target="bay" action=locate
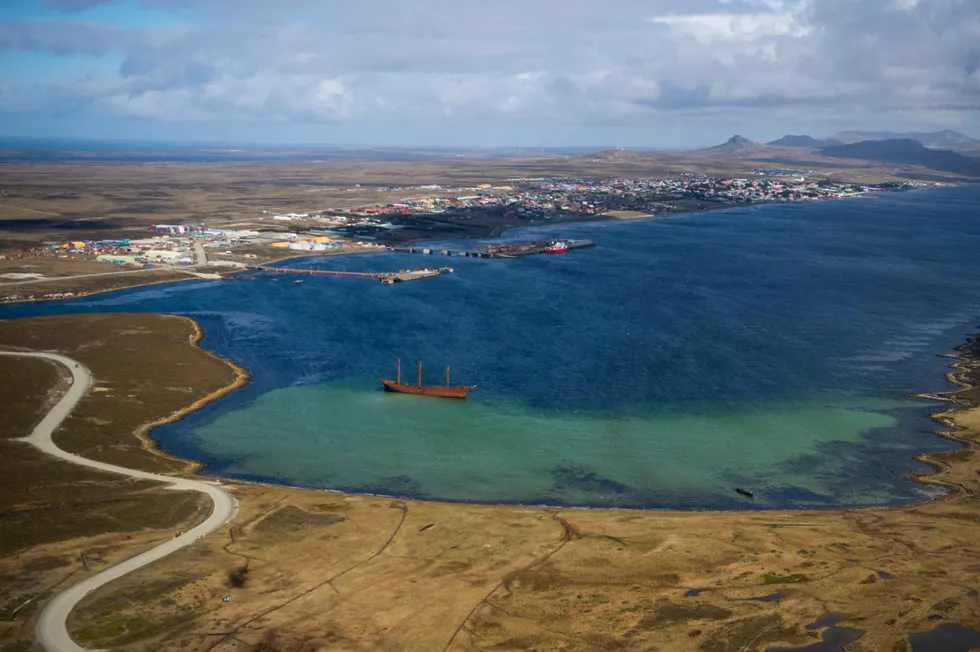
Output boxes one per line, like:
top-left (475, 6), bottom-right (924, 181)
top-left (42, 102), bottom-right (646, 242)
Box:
top-left (3, 184), bottom-right (978, 509)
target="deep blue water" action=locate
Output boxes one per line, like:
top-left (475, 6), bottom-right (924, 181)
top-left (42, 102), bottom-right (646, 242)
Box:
top-left (2, 185), bottom-right (978, 509)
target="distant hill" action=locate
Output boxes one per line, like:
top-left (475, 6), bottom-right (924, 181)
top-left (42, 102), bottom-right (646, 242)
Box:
top-left (711, 135), bottom-right (755, 151)
top-left (702, 135), bottom-right (774, 157)
top-left (767, 135), bottom-right (843, 148)
top-left (820, 139), bottom-right (980, 177)
top-left (831, 130), bottom-right (980, 149)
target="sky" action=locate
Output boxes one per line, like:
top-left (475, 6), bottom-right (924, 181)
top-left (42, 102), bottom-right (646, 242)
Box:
top-left (0, 0), bottom-right (977, 148)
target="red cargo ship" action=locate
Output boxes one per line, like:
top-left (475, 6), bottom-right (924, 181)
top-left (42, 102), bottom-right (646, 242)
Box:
top-left (544, 240), bottom-right (569, 254)
top-left (382, 359), bottom-right (475, 399)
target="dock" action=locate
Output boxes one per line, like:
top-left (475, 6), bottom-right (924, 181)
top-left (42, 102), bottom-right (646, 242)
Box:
top-left (247, 266), bottom-right (454, 284)
top-left (390, 246), bottom-right (493, 258)
top-left (390, 239), bottom-right (594, 259)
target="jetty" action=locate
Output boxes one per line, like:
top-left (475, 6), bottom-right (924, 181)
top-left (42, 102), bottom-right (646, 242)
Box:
top-left (246, 266), bottom-right (453, 284)
top-left (390, 238), bottom-right (595, 259)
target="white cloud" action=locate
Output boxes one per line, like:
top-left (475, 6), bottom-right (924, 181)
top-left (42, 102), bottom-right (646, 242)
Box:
top-left (647, 9), bottom-right (810, 42)
top-left (3, 0), bottom-right (979, 141)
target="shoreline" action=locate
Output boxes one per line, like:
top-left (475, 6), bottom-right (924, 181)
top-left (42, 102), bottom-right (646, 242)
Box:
top-left (133, 313), bottom-right (980, 516)
top-left (910, 335), bottom-right (980, 501)
top-left (0, 184), bottom-right (947, 309)
top-left (0, 271), bottom-right (199, 307)
top-left (131, 315), bottom-right (252, 475)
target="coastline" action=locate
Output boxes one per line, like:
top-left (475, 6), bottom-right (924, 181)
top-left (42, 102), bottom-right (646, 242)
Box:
top-left (0, 185), bottom-right (942, 309)
top-left (911, 334), bottom-right (980, 500)
top-left (135, 313), bottom-right (980, 515)
top-left (131, 315), bottom-right (252, 475)
top-left (0, 272), bottom-right (199, 307)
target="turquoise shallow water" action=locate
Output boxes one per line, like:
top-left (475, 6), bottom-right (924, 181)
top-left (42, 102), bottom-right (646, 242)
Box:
top-left (2, 185), bottom-right (979, 509)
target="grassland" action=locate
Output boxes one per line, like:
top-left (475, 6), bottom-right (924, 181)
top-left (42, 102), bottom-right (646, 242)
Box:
top-left (1, 312), bottom-right (980, 651)
top-left (0, 149), bottom-right (940, 252)
top-left (0, 314), bottom-right (248, 649)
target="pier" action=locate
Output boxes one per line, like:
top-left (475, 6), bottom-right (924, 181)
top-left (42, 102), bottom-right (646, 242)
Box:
top-left (248, 266), bottom-right (453, 284)
top-left (390, 239), bottom-right (595, 258)
top-left (390, 246), bottom-right (492, 258)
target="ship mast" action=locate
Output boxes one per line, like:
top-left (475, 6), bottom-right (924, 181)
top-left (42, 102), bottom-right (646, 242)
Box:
top-left (418, 361), bottom-right (423, 387)
top-left (397, 358), bottom-right (401, 384)
top-left (446, 365), bottom-right (450, 388)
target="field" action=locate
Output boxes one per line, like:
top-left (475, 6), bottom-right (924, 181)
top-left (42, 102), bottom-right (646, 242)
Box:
top-left (0, 149), bottom-right (941, 251)
top-left (1, 313), bottom-right (980, 651)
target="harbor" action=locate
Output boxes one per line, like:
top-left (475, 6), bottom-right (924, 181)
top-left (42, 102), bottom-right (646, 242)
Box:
top-left (236, 237), bottom-right (595, 286)
top-left (390, 238), bottom-right (594, 258)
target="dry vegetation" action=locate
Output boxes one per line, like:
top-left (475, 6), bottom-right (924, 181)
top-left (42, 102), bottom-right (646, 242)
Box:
top-left (1, 313), bottom-right (980, 650)
top-left (0, 314), bottom-right (246, 650)
top-left (0, 151), bottom-right (930, 251)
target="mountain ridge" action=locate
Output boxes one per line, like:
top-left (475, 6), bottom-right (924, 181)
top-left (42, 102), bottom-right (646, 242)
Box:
top-left (768, 135), bottom-right (843, 148)
top-left (831, 130), bottom-right (980, 148)
top-left (820, 139), bottom-right (980, 176)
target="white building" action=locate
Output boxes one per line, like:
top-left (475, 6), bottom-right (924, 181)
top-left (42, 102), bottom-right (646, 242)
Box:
top-left (142, 250), bottom-right (187, 263)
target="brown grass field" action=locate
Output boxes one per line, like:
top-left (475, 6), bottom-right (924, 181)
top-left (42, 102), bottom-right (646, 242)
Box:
top-left (1, 313), bottom-right (979, 651)
top-left (0, 150), bottom-right (949, 252)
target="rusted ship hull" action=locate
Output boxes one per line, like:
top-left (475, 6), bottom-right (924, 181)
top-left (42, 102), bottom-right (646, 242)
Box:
top-left (381, 380), bottom-right (472, 399)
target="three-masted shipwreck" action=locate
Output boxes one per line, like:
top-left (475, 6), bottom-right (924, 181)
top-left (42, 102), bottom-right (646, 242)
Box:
top-left (382, 359), bottom-right (475, 399)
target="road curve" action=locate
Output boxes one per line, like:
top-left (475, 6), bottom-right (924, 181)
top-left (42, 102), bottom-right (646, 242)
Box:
top-left (0, 351), bottom-right (237, 652)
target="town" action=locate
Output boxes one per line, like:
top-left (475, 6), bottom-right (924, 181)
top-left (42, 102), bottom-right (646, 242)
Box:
top-left (263, 174), bottom-right (923, 239)
top-left (0, 174), bottom-right (923, 276)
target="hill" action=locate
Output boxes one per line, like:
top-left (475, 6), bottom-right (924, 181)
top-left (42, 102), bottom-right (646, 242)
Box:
top-left (768, 135), bottom-right (843, 148)
top-left (820, 139), bottom-right (980, 177)
top-left (711, 135), bottom-right (757, 152)
top-left (832, 130), bottom-right (980, 149)
top-left (690, 135), bottom-right (779, 158)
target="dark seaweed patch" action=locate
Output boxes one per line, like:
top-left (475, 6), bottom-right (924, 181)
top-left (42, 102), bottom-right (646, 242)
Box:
top-left (551, 463), bottom-right (629, 494)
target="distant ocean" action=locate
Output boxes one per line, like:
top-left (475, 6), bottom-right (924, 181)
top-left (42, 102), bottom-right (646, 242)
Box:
top-left (0, 138), bottom-right (603, 163)
top-left (3, 185), bottom-right (979, 510)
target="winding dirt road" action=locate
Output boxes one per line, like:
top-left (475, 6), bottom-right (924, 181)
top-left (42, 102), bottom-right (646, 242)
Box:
top-left (0, 350), bottom-right (237, 652)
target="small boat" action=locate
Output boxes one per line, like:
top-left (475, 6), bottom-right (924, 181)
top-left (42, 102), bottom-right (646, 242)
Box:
top-left (382, 359), bottom-right (475, 399)
top-left (735, 487), bottom-right (754, 498)
top-left (294, 279), bottom-right (303, 284)
top-left (544, 240), bottom-right (569, 254)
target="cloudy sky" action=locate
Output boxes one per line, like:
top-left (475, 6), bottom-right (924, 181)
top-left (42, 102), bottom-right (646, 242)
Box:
top-left (0, 0), bottom-right (977, 147)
